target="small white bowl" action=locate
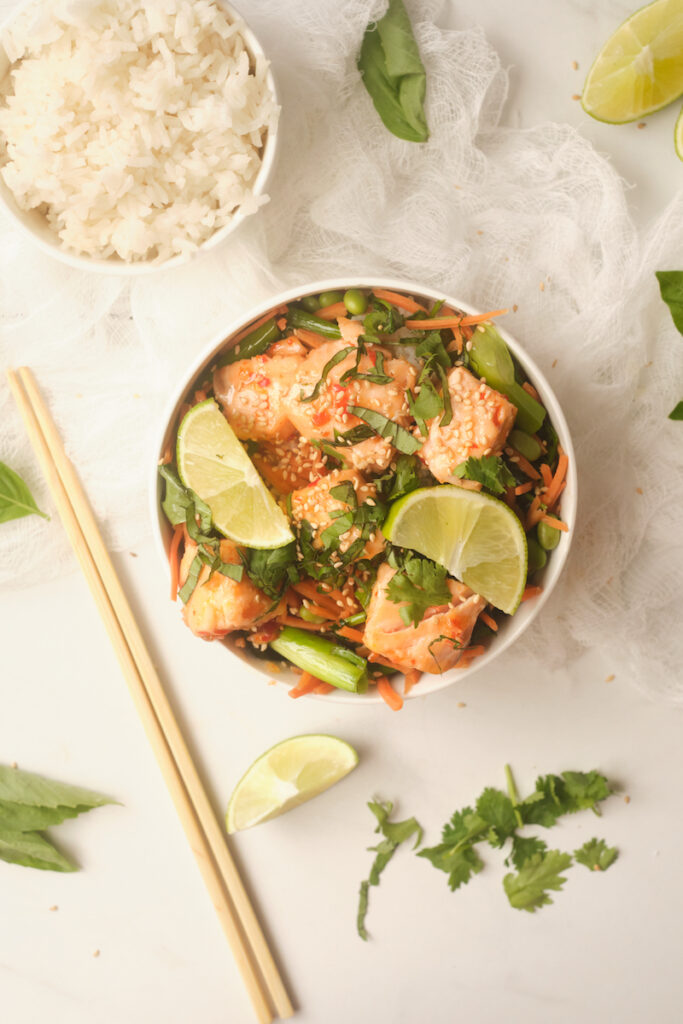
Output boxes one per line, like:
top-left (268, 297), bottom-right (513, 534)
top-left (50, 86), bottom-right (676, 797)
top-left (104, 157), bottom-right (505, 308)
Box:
top-left (150, 277), bottom-right (577, 703)
top-left (0, 0), bottom-right (278, 275)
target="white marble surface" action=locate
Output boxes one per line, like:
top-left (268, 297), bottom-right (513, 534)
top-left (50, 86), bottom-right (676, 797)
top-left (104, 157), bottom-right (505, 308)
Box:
top-left (1, 2), bottom-right (683, 1023)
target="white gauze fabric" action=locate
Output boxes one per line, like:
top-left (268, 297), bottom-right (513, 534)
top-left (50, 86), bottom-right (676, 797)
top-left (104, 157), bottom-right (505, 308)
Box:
top-left (1, 0), bottom-right (682, 703)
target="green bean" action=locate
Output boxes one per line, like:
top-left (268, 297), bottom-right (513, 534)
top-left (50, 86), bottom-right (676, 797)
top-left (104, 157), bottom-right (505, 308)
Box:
top-left (526, 537), bottom-right (547, 573)
top-left (343, 289), bottom-right (368, 316)
top-left (287, 307), bottom-right (342, 339)
top-left (537, 519), bottom-right (560, 551)
top-left (318, 290), bottom-right (344, 308)
top-left (509, 429), bottom-right (543, 462)
top-left (270, 627), bottom-right (368, 692)
top-left (301, 295), bottom-right (321, 312)
top-left (219, 317), bottom-right (280, 365)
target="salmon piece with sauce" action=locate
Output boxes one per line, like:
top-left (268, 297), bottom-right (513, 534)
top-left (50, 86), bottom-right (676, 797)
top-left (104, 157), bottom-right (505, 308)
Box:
top-left (285, 340), bottom-right (417, 473)
top-left (363, 564), bottom-right (486, 673)
top-left (180, 539), bottom-right (280, 640)
top-left (251, 436), bottom-right (329, 495)
top-left (289, 468), bottom-right (384, 557)
top-left (421, 366), bottom-right (516, 484)
top-left (212, 337), bottom-right (306, 442)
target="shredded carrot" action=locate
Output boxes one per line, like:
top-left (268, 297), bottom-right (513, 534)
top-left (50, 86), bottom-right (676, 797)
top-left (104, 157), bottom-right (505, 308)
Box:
top-left (294, 328), bottom-right (326, 348)
top-left (292, 581), bottom-right (341, 616)
top-left (403, 669), bottom-right (422, 695)
top-left (540, 464), bottom-right (553, 489)
top-left (481, 612), bottom-right (498, 632)
top-left (368, 653), bottom-right (404, 673)
top-left (545, 453), bottom-right (568, 510)
top-left (522, 381), bottom-right (540, 401)
top-left (317, 302), bottom-right (347, 321)
top-left (377, 677), bottom-right (403, 711)
top-left (158, 446), bottom-right (173, 466)
top-left (304, 602), bottom-right (337, 621)
top-left (521, 586), bottom-right (543, 602)
top-left (276, 317), bottom-right (287, 330)
top-left (168, 525), bottom-right (184, 602)
top-left (288, 672), bottom-right (322, 698)
top-left (526, 495), bottom-right (544, 530)
top-left (540, 514), bottom-right (569, 532)
top-left (313, 682), bottom-right (336, 695)
top-left (447, 328), bottom-right (465, 355)
top-left (372, 289), bottom-right (428, 314)
top-left (510, 450), bottom-right (541, 480)
top-left (514, 481), bottom-right (533, 496)
top-left (337, 626), bottom-right (365, 644)
top-left (277, 615), bottom-right (326, 631)
top-left (231, 305), bottom-right (288, 347)
top-left (405, 309), bottom-right (507, 330)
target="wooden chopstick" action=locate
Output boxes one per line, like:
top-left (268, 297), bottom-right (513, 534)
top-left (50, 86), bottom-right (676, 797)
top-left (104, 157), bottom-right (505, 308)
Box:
top-left (7, 368), bottom-right (293, 1024)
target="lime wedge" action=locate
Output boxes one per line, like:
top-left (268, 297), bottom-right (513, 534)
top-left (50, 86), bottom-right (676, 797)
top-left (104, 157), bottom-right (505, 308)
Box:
top-left (581, 0), bottom-right (683, 123)
top-left (226, 734), bottom-right (358, 833)
top-left (676, 101), bottom-right (683, 159)
top-left (382, 486), bottom-right (527, 614)
top-left (176, 399), bottom-right (294, 549)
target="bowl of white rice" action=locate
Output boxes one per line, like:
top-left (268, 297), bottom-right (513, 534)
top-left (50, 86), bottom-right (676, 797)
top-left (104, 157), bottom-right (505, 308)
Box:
top-left (0, 0), bottom-right (279, 272)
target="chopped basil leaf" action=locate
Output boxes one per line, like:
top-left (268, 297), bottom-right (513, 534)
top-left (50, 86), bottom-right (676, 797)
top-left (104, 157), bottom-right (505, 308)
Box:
top-left (300, 346), bottom-right (354, 403)
top-left (347, 405), bottom-right (421, 455)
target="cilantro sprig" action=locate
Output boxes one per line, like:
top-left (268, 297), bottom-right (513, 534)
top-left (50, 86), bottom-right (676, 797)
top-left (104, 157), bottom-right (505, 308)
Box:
top-left (453, 455), bottom-right (516, 495)
top-left (385, 550), bottom-right (451, 627)
top-left (357, 800), bottom-right (423, 940)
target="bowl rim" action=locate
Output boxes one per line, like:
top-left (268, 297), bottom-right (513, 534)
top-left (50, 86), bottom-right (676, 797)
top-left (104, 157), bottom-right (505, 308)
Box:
top-left (149, 276), bottom-right (577, 704)
top-left (0, 0), bottom-right (279, 275)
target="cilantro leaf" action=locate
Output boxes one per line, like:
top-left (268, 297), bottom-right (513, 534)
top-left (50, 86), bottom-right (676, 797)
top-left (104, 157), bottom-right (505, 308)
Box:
top-left (503, 850), bottom-right (573, 912)
top-left (475, 787), bottom-right (518, 847)
top-left (408, 375), bottom-right (442, 436)
top-left (656, 270), bottom-right (683, 335)
top-left (357, 799), bottom-right (422, 940)
top-left (574, 838), bottom-right (618, 872)
top-left (348, 405), bottom-right (421, 455)
top-left (418, 842), bottom-right (484, 891)
top-left (453, 455), bottom-right (516, 496)
top-left (520, 770), bottom-right (611, 827)
top-left (386, 553), bottom-right (451, 626)
top-left (507, 835), bottom-right (548, 870)
top-left (441, 806), bottom-right (488, 846)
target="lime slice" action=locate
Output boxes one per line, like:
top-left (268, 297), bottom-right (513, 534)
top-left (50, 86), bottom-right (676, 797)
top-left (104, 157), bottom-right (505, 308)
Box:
top-left (382, 486), bottom-right (527, 614)
top-left (176, 399), bottom-right (293, 549)
top-left (226, 734), bottom-right (358, 833)
top-left (581, 0), bottom-right (683, 124)
top-left (675, 102), bottom-right (683, 159)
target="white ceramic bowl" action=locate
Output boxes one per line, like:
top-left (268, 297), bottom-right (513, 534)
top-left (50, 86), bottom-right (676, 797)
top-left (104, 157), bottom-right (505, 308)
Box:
top-left (150, 277), bottom-right (577, 703)
top-left (0, 0), bottom-right (278, 275)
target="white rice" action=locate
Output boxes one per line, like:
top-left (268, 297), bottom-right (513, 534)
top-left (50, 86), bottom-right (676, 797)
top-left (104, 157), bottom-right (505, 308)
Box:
top-left (0, 0), bottom-right (278, 262)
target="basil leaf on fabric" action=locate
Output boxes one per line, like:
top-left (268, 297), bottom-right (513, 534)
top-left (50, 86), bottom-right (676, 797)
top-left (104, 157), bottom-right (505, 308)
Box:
top-left (358, 0), bottom-right (429, 143)
top-left (656, 270), bottom-right (683, 335)
top-left (0, 461), bottom-right (48, 525)
top-left (0, 828), bottom-right (78, 872)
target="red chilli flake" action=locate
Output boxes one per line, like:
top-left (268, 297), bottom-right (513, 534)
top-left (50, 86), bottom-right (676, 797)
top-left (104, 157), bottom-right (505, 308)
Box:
top-left (257, 376), bottom-right (271, 387)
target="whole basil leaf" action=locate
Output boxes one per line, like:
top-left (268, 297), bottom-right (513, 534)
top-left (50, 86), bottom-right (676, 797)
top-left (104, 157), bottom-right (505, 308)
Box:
top-left (0, 828), bottom-right (78, 872)
top-left (0, 764), bottom-right (114, 810)
top-left (0, 461), bottom-right (48, 525)
top-left (358, 0), bottom-right (429, 144)
top-left (656, 270), bottom-right (683, 335)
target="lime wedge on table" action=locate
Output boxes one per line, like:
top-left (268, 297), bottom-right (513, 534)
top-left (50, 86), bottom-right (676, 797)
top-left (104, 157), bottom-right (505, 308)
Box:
top-left (382, 486), bottom-right (527, 615)
top-left (176, 399), bottom-right (293, 549)
top-left (226, 735), bottom-right (358, 833)
top-left (676, 102), bottom-right (683, 159)
top-left (581, 0), bottom-right (683, 123)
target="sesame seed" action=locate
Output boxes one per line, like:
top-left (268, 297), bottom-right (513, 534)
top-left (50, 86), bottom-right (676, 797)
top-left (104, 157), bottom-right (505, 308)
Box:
top-left (571, 60), bottom-right (578, 70)
top-left (571, 93), bottom-right (580, 101)
top-left (637, 122), bottom-right (646, 129)
top-left (605, 674), bottom-right (615, 682)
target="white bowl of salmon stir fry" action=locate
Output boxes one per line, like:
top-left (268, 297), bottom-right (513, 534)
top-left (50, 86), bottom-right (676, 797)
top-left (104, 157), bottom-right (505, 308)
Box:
top-left (152, 279), bottom-right (576, 709)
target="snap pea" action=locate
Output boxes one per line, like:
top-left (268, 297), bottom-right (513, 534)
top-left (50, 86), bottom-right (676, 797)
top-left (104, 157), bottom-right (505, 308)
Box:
top-left (270, 627), bottom-right (369, 692)
top-left (220, 317), bottom-right (280, 365)
top-left (288, 307), bottom-right (342, 339)
top-left (343, 288), bottom-right (368, 316)
top-left (301, 294), bottom-right (321, 312)
top-left (469, 325), bottom-right (545, 435)
top-left (318, 290), bottom-right (345, 308)
top-left (526, 536), bottom-right (547, 573)
top-left (509, 429), bottom-right (543, 462)
top-left (537, 519), bottom-right (560, 551)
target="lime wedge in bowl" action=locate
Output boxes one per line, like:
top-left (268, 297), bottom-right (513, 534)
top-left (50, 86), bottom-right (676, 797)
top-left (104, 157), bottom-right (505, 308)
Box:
top-left (226, 734), bottom-right (358, 833)
top-left (382, 486), bottom-right (527, 615)
top-left (176, 399), bottom-right (293, 549)
top-left (581, 0), bottom-right (683, 123)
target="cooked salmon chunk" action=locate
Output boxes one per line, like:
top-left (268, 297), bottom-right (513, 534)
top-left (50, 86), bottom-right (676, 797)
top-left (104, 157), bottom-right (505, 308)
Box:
top-left (363, 564), bottom-right (486, 673)
top-left (251, 436), bottom-right (329, 495)
top-left (289, 468), bottom-right (383, 557)
top-left (421, 366), bottom-right (516, 483)
top-left (213, 337), bottom-right (306, 442)
top-left (285, 339), bottom-right (417, 473)
top-left (180, 540), bottom-right (279, 639)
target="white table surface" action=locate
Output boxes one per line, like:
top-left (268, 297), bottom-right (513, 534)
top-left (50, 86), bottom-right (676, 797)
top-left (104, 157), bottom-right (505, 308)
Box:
top-left (1, 2), bottom-right (682, 1023)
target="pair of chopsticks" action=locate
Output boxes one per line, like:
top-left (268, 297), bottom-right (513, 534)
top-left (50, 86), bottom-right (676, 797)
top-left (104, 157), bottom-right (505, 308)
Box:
top-left (7, 368), bottom-right (293, 1024)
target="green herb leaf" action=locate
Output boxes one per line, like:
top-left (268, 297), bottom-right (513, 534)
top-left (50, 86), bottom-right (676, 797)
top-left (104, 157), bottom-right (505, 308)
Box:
top-left (0, 765), bottom-right (114, 811)
top-left (669, 401), bottom-right (683, 421)
top-left (520, 770), bottom-right (611, 828)
top-left (300, 346), bottom-right (354, 403)
top-left (348, 405), bottom-right (420, 455)
top-left (507, 835), bottom-right (548, 870)
top-left (503, 850), bottom-right (573, 912)
top-left (408, 375), bottom-right (442, 436)
top-left (453, 455), bottom-right (516, 496)
top-left (386, 553), bottom-right (451, 627)
top-left (384, 453), bottom-right (425, 500)
top-left (0, 461), bottom-right (48, 525)
top-left (364, 298), bottom-right (405, 336)
top-left (178, 553), bottom-right (204, 603)
top-left (418, 841), bottom-right (484, 891)
top-left (0, 828), bottom-right (77, 872)
top-left (245, 543), bottom-right (297, 599)
top-left (357, 799), bottom-right (422, 940)
top-left (159, 465), bottom-right (191, 527)
top-left (574, 838), bottom-right (618, 872)
top-left (0, 801), bottom-right (84, 831)
top-left (358, 0), bottom-right (429, 143)
top-left (475, 787), bottom-right (518, 847)
top-left (656, 270), bottom-right (683, 335)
